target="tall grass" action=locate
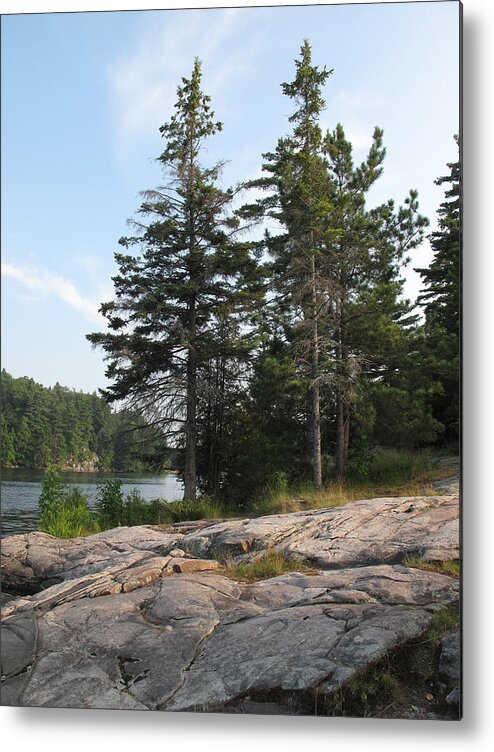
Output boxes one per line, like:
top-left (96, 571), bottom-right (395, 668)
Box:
top-left (403, 555), bottom-right (460, 579)
top-left (38, 465), bottom-right (99, 538)
top-left (166, 496), bottom-right (227, 523)
top-left (247, 449), bottom-right (449, 517)
top-left (37, 466), bottom-right (229, 538)
top-left (351, 449), bottom-right (441, 484)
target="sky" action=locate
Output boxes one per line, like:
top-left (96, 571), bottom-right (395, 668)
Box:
top-left (1, 0), bottom-right (460, 393)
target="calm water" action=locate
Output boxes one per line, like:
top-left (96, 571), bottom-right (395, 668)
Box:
top-left (0, 468), bottom-right (184, 537)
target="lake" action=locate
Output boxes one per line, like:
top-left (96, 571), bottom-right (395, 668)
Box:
top-left (0, 468), bottom-right (184, 537)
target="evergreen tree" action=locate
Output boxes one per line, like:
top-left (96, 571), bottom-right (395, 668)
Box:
top-left (416, 136), bottom-right (461, 445)
top-left (247, 41), bottom-right (428, 481)
top-left (321, 124), bottom-right (429, 476)
top-left (87, 59), bottom-right (261, 500)
top-left (247, 40), bottom-right (333, 488)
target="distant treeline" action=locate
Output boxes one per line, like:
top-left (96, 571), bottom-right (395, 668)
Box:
top-left (0, 370), bottom-right (169, 472)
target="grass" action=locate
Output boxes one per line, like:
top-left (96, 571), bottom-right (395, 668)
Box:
top-left (423, 605), bottom-right (460, 649)
top-left (42, 513), bottom-right (99, 539)
top-left (37, 465), bottom-right (231, 539)
top-left (324, 663), bottom-right (401, 718)
top-left (403, 555), bottom-right (460, 579)
top-left (39, 449), bottom-right (456, 537)
top-left (165, 496), bottom-right (228, 523)
top-left (39, 492), bottom-right (229, 539)
top-left (249, 480), bottom-right (442, 517)
top-left (248, 450), bottom-right (450, 517)
top-left (218, 549), bottom-right (319, 583)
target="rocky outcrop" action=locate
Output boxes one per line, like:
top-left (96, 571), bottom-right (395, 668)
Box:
top-left (1, 490), bottom-right (460, 714)
top-left (1, 493), bottom-right (458, 594)
top-left (1, 527), bottom-right (184, 594)
top-left (178, 494), bottom-right (459, 567)
top-left (1, 565), bottom-right (458, 711)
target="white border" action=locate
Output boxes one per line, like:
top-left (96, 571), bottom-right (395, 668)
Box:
top-left (2, 1), bottom-right (493, 749)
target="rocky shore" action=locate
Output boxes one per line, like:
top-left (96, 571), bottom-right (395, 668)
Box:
top-left (1, 486), bottom-right (460, 717)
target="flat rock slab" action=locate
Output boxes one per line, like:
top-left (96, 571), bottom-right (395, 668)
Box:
top-left (178, 494), bottom-right (459, 567)
top-left (1, 494), bottom-right (458, 594)
top-left (1, 565), bottom-right (458, 711)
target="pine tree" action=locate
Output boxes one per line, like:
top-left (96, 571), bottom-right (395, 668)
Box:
top-left (248, 40), bottom-right (333, 489)
top-left (321, 124), bottom-right (429, 476)
top-left (87, 59), bottom-right (260, 500)
top-left (416, 135), bottom-right (461, 445)
top-left (248, 40), bottom-right (428, 482)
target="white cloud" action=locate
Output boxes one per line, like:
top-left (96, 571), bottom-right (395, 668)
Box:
top-left (1, 261), bottom-right (105, 325)
top-left (107, 7), bottom-right (262, 157)
top-left (342, 124), bottom-right (375, 152)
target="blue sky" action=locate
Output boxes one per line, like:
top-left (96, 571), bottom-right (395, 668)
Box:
top-left (2, 1), bottom-right (460, 392)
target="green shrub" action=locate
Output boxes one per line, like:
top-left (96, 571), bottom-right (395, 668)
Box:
top-left (359, 449), bottom-right (438, 484)
top-left (168, 496), bottom-right (225, 522)
top-left (38, 464), bottom-right (67, 522)
top-left (96, 478), bottom-right (124, 528)
top-left (148, 497), bottom-right (173, 525)
top-left (121, 489), bottom-right (170, 526)
top-left (95, 480), bottom-right (173, 528)
top-left (38, 465), bottom-right (97, 538)
top-left (347, 446), bottom-right (375, 481)
top-left (42, 487), bottom-right (97, 538)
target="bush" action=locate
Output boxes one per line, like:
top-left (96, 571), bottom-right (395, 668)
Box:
top-left (96, 478), bottom-right (124, 528)
top-left (96, 480), bottom-right (172, 528)
top-left (121, 489), bottom-right (169, 526)
top-left (38, 465), bottom-right (97, 538)
top-left (38, 464), bottom-right (67, 521)
top-left (348, 449), bottom-right (439, 484)
top-left (42, 487), bottom-right (97, 538)
top-left (168, 496), bottom-right (225, 522)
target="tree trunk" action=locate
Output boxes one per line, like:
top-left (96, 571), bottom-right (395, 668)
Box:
top-left (335, 292), bottom-right (350, 480)
top-left (184, 300), bottom-right (197, 501)
top-left (335, 390), bottom-right (350, 479)
top-left (310, 251), bottom-right (322, 489)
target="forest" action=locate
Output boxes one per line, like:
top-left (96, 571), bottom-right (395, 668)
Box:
top-left (0, 370), bottom-right (169, 472)
top-left (3, 42), bottom-right (460, 507)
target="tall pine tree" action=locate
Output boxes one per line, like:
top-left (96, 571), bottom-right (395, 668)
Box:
top-left (248, 40), bottom-right (428, 482)
top-left (87, 59), bottom-right (260, 499)
top-left (321, 124), bottom-right (429, 476)
top-left (248, 40), bottom-right (333, 489)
